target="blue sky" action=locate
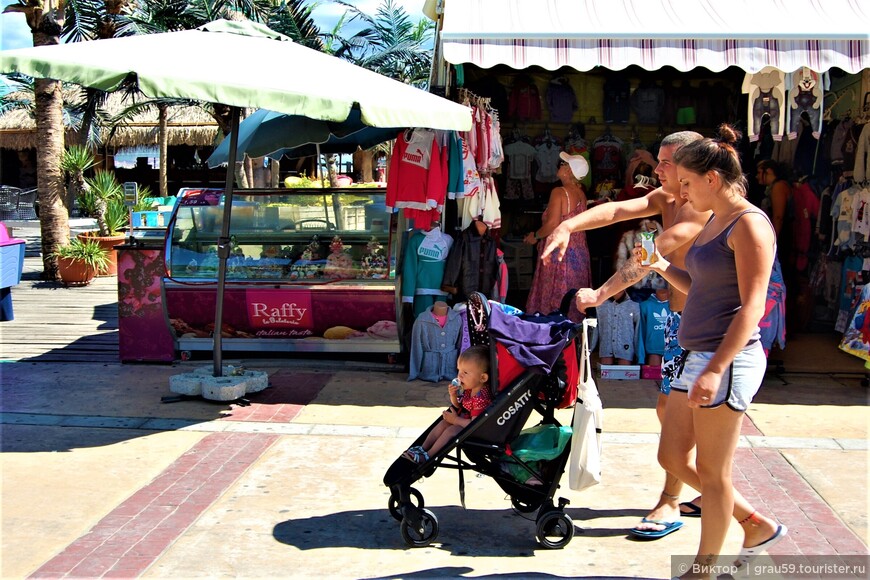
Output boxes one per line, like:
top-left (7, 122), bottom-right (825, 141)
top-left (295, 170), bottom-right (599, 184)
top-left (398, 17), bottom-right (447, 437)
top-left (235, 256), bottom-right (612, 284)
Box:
top-left (0, 0), bottom-right (427, 51)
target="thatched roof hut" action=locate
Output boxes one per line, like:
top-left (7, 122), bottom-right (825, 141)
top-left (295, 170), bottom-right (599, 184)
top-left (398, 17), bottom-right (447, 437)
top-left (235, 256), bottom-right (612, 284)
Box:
top-left (0, 91), bottom-right (220, 150)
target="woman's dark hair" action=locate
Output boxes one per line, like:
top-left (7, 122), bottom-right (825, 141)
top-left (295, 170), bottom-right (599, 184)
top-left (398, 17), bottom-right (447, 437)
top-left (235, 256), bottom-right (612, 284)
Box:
top-left (673, 124), bottom-right (748, 196)
top-left (459, 344), bottom-right (490, 371)
top-left (757, 158), bottom-right (793, 183)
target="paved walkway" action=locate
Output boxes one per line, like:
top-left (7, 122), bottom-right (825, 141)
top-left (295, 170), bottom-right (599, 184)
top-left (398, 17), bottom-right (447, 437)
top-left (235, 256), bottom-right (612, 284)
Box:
top-left (1, 221), bottom-right (867, 578)
top-left (1, 358), bottom-right (867, 579)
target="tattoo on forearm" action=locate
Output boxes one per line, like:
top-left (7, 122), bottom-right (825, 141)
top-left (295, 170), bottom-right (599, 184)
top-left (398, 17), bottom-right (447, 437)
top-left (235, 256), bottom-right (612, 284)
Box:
top-left (617, 260), bottom-right (644, 285)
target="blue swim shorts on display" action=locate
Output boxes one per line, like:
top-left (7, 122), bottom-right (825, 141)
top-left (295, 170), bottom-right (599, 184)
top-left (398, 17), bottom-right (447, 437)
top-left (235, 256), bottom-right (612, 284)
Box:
top-left (660, 312), bottom-right (683, 395)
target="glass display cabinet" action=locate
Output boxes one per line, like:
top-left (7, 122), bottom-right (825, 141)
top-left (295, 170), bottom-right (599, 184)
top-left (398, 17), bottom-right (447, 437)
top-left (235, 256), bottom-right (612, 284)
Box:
top-left (161, 187), bottom-right (401, 354)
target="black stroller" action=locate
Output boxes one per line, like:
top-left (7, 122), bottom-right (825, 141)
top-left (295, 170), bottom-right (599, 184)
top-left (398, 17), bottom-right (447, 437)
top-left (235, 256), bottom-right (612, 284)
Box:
top-left (384, 292), bottom-right (588, 549)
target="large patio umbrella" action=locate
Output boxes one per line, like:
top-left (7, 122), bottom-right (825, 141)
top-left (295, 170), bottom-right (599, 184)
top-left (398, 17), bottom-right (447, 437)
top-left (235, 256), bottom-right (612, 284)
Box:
top-left (206, 107), bottom-right (401, 167)
top-left (0, 19), bottom-right (472, 376)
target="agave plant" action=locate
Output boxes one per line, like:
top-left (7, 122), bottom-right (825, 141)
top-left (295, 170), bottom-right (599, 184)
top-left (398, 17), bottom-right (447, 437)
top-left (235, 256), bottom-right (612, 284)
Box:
top-left (61, 145), bottom-right (97, 216)
top-left (84, 170), bottom-right (123, 236)
top-left (104, 197), bottom-right (130, 235)
top-left (51, 237), bottom-right (110, 271)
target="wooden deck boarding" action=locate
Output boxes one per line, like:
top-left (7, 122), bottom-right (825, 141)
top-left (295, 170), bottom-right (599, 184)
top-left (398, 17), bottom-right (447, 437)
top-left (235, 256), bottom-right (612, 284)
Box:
top-left (1, 230), bottom-right (120, 363)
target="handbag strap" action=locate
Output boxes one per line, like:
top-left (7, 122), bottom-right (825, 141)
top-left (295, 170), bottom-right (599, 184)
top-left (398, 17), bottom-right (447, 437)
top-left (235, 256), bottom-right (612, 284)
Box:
top-left (579, 318), bottom-right (596, 385)
top-left (571, 317), bottom-right (597, 424)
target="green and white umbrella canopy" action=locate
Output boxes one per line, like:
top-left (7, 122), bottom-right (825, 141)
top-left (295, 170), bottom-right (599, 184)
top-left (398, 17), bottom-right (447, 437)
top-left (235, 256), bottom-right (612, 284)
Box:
top-left (0, 20), bottom-right (471, 131)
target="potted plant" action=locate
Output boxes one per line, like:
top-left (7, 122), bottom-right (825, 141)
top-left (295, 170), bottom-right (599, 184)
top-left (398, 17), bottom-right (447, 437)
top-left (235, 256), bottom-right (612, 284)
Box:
top-left (52, 238), bottom-right (110, 287)
top-left (77, 170), bottom-right (127, 276)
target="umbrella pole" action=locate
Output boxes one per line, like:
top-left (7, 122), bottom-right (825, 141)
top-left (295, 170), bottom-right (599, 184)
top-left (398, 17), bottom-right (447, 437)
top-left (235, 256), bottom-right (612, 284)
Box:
top-left (213, 106), bottom-right (241, 377)
top-left (316, 143), bottom-right (322, 184)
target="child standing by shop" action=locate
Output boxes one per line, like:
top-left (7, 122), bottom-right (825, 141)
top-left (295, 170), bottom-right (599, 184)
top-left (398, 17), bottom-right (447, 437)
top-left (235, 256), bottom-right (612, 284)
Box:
top-left (402, 345), bottom-right (493, 464)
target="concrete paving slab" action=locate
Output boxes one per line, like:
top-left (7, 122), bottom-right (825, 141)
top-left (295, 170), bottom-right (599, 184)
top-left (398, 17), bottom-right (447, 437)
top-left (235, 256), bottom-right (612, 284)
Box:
top-left (0, 425), bottom-right (205, 579)
top-left (749, 436), bottom-right (844, 449)
top-left (746, 372), bottom-right (868, 440)
top-left (837, 438), bottom-right (869, 450)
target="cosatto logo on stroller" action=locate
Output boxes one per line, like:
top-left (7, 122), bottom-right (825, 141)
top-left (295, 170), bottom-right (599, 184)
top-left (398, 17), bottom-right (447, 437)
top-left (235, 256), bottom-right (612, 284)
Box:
top-left (496, 389), bottom-right (533, 425)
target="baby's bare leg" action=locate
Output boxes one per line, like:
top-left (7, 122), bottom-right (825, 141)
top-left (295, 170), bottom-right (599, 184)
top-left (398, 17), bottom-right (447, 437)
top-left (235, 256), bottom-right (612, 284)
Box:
top-left (426, 424), bottom-right (464, 457)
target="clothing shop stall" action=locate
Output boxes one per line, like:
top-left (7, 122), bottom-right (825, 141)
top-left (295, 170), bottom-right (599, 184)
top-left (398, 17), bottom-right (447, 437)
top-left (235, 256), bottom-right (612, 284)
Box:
top-left (420, 0), bottom-right (869, 366)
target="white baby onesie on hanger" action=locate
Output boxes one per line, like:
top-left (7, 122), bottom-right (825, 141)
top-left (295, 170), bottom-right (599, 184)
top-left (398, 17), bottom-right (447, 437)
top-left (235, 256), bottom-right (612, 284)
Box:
top-left (785, 67), bottom-right (829, 140)
top-left (742, 66), bottom-right (786, 142)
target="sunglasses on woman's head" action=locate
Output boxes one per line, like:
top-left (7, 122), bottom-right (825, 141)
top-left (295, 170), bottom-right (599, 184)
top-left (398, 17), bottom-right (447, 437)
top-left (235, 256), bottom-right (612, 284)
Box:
top-left (559, 160), bottom-right (569, 167)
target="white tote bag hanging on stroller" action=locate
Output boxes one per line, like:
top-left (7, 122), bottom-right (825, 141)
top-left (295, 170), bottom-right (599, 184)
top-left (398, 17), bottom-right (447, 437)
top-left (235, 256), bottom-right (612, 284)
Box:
top-left (568, 317), bottom-right (603, 491)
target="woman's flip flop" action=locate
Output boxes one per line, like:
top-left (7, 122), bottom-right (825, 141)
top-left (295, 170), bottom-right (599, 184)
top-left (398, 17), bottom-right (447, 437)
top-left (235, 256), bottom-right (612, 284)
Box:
top-left (736, 524), bottom-right (788, 566)
top-left (628, 518), bottom-right (683, 539)
top-left (679, 501), bottom-right (702, 517)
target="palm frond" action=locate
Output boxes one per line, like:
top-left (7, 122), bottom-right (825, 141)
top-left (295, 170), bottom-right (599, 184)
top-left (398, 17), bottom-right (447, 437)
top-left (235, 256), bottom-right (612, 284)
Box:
top-left (64, 0), bottom-right (103, 43)
top-left (325, 0), bottom-right (433, 85)
top-left (268, 0), bottom-right (323, 49)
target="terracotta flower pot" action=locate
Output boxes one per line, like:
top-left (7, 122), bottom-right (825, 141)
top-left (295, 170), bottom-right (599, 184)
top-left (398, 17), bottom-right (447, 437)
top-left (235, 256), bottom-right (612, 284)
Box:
top-left (57, 256), bottom-right (98, 286)
top-left (76, 232), bottom-right (125, 276)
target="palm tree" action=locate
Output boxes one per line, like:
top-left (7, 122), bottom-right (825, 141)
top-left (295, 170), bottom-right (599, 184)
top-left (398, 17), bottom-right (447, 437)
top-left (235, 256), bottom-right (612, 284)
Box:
top-left (328, 0), bottom-right (434, 88)
top-left (4, 0), bottom-right (304, 279)
top-left (108, 96), bottom-right (217, 196)
top-left (3, 1), bottom-right (69, 281)
top-left (319, 0), bottom-right (435, 182)
top-left (120, 0), bottom-right (320, 188)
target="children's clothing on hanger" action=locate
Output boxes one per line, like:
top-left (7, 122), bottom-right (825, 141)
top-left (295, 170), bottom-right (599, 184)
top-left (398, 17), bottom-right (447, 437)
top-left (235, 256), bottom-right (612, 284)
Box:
top-left (402, 227), bottom-right (454, 318)
top-left (407, 305), bottom-right (463, 382)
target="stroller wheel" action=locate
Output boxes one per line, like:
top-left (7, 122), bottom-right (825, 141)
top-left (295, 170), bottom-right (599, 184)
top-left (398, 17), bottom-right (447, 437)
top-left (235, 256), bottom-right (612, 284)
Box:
top-left (511, 496), bottom-right (542, 514)
top-left (400, 508), bottom-right (439, 548)
top-left (388, 487), bottom-right (424, 521)
top-left (535, 511), bottom-right (575, 549)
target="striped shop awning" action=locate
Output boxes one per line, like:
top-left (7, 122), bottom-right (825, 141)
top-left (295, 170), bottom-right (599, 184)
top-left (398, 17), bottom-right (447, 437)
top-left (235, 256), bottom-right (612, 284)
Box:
top-left (438, 0), bottom-right (870, 74)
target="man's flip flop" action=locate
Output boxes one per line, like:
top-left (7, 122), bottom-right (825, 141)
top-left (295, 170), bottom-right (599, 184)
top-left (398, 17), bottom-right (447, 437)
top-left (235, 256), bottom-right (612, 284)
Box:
top-left (736, 524), bottom-right (788, 566)
top-left (679, 501), bottom-right (702, 517)
top-left (628, 518), bottom-right (683, 539)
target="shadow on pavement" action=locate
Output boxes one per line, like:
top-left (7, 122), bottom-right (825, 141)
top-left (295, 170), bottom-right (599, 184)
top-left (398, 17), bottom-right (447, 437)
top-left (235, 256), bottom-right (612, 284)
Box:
top-left (367, 568), bottom-right (652, 580)
top-left (273, 506), bottom-right (645, 554)
top-left (0, 423), bottom-right (155, 452)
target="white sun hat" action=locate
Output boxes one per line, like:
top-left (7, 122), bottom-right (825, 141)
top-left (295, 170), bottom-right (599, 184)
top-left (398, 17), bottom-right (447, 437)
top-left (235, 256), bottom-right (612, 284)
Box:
top-left (559, 151), bottom-right (589, 180)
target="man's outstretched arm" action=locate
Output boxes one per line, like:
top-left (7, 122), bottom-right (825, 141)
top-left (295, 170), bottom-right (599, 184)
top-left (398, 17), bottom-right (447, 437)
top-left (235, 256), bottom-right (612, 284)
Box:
top-left (574, 208), bottom-right (710, 310)
top-left (541, 192), bottom-right (666, 263)
top-left (575, 256), bottom-right (648, 310)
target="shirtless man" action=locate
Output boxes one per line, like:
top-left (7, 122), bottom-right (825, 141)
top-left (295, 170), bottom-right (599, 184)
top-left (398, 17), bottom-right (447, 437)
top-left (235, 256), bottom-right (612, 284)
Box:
top-left (541, 131), bottom-right (707, 539)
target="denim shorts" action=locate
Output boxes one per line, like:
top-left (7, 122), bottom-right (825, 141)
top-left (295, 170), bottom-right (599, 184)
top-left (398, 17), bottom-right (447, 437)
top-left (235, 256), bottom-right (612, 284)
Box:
top-left (660, 312), bottom-right (684, 395)
top-left (669, 341), bottom-right (766, 412)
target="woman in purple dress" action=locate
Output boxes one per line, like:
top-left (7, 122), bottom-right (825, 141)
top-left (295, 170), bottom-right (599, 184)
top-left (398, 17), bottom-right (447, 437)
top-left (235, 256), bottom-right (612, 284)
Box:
top-left (524, 152), bottom-right (591, 321)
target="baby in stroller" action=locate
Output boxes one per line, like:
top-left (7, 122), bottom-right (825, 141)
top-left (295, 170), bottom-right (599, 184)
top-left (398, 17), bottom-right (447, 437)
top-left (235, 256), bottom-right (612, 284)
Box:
top-left (403, 345), bottom-right (493, 464)
top-left (385, 292), bottom-right (589, 550)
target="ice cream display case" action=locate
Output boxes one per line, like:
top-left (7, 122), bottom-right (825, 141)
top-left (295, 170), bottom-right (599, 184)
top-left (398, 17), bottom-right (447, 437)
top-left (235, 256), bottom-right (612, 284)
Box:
top-left (162, 187), bottom-right (400, 354)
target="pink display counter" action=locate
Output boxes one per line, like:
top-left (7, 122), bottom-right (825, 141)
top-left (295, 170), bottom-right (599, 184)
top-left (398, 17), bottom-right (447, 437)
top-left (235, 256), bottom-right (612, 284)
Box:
top-left (115, 187), bottom-right (403, 361)
top-left (116, 241), bottom-right (176, 362)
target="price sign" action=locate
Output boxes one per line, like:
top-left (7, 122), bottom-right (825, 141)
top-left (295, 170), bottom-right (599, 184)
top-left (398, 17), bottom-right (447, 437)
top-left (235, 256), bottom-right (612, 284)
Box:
top-left (123, 182), bottom-right (138, 207)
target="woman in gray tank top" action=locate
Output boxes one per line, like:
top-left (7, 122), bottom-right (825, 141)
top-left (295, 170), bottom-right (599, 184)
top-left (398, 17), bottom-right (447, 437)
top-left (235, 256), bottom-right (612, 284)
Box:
top-left (639, 125), bottom-right (788, 573)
